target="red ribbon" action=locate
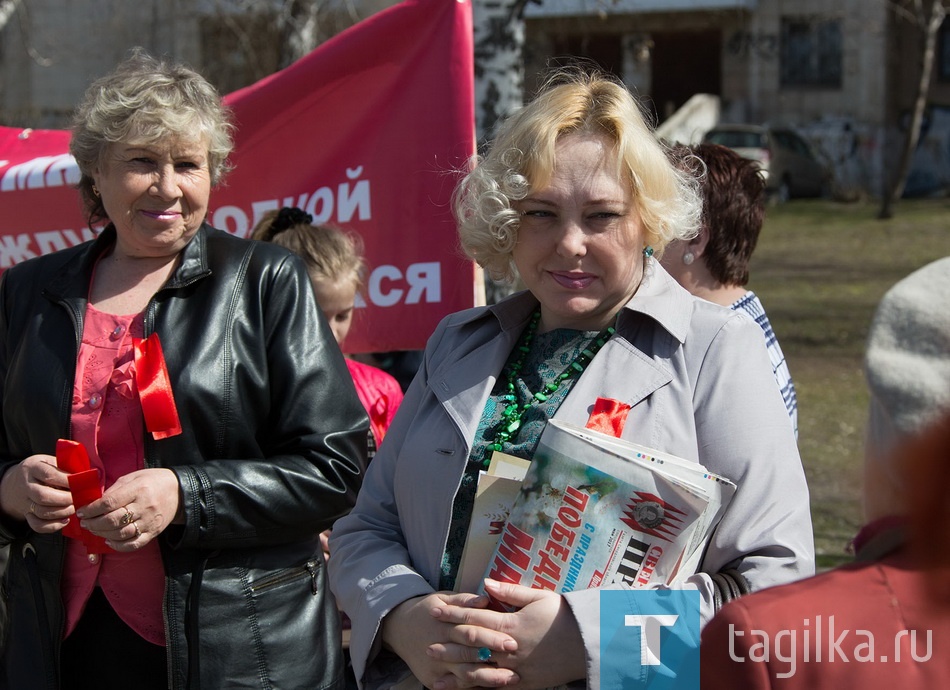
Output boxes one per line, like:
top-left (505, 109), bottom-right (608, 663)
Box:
top-left (56, 439), bottom-right (110, 554)
top-left (133, 333), bottom-right (182, 440)
top-left (586, 396), bottom-right (631, 438)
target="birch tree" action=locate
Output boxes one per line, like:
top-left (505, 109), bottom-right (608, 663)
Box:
top-left (472, 0), bottom-right (535, 147)
top-left (0, 0), bottom-right (20, 31)
top-left (879, 0), bottom-right (948, 218)
top-left (472, 0), bottom-right (535, 302)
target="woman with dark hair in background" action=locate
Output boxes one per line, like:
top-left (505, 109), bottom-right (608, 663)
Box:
top-left (663, 142), bottom-right (798, 437)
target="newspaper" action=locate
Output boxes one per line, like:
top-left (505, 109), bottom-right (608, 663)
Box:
top-left (455, 453), bottom-right (530, 593)
top-left (475, 420), bottom-right (737, 595)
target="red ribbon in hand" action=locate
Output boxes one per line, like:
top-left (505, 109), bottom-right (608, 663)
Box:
top-left (586, 396), bottom-right (631, 438)
top-left (56, 439), bottom-right (110, 554)
top-left (133, 333), bottom-right (182, 440)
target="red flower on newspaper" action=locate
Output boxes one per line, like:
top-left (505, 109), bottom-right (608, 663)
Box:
top-left (620, 492), bottom-right (686, 542)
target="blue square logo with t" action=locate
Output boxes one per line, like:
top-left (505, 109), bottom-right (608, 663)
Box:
top-left (600, 590), bottom-right (700, 690)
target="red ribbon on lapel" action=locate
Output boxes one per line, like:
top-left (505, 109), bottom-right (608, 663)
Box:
top-left (56, 439), bottom-right (110, 554)
top-left (133, 333), bottom-right (182, 440)
top-left (586, 396), bottom-right (631, 438)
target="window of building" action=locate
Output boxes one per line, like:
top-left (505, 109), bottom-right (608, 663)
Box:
top-left (780, 16), bottom-right (842, 88)
top-left (548, 34), bottom-right (624, 82)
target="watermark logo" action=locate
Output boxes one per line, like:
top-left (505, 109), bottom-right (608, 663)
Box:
top-left (600, 590), bottom-right (700, 690)
top-left (727, 615), bottom-right (934, 679)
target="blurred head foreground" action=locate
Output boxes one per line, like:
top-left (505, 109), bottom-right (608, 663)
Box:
top-left (863, 257), bottom-right (950, 521)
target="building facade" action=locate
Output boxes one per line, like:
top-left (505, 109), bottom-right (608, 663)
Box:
top-left (1, 0), bottom-right (947, 197)
top-left (524, 0), bottom-right (950, 198)
top-left (0, 0), bottom-right (391, 128)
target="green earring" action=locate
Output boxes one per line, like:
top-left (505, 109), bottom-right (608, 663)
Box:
top-left (643, 246), bottom-right (654, 258)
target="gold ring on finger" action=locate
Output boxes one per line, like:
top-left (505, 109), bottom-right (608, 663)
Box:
top-left (29, 501), bottom-right (36, 515)
top-left (132, 520), bottom-right (141, 538)
top-left (120, 506), bottom-right (134, 526)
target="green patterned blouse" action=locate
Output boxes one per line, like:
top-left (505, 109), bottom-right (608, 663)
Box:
top-left (438, 326), bottom-right (604, 591)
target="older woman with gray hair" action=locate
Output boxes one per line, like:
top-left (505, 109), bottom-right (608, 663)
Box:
top-left (328, 70), bottom-right (812, 690)
top-left (0, 50), bottom-right (367, 689)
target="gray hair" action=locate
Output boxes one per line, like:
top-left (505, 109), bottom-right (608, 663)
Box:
top-left (69, 48), bottom-right (234, 226)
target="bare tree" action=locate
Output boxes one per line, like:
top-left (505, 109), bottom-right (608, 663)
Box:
top-left (272, 0), bottom-right (373, 67)
top-left (202, 0), bottom-right (373, 90)
top-left (0, 0), bottom-right (20, 32)
top-left (472, 0), bottom-right (538, 303)
top-left (879, 0), bottom-right (948, 218)
top-left (275, 0), bottom-right (322, 67)
top-left (472, 0), bottom-right (536, 148)
top-left (472, 0), bottom-right (525, 303)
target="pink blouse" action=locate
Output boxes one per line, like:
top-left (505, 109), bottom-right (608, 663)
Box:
top-left (60, 304), bottom-right (166, 645)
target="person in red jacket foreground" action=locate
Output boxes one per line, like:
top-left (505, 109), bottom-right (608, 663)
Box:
top-left (701, 257), bottom-right (950, 688)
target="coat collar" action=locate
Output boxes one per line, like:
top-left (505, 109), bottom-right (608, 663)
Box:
top-left (622, 261), bottom-right (694, 345)
top-left (44, 223), bottom-right (213, 301)
top-left (852, 516), bottom-right (907, 562)
top-left (431, 260), bottom-right (690, 447)
top-left (474, 259), bottom-right (694, 344)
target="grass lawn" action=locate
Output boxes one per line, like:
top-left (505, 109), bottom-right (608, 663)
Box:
top-left (749, 197), bottom-right (950, 567)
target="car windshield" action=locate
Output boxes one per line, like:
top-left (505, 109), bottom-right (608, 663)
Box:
top-left (705, 130), bottom-right (766, 149)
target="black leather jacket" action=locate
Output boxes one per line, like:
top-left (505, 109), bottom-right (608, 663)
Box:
top-left (0, 224), bottom-right (368, 689)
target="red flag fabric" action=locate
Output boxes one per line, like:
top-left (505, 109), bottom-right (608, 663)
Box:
top-left (0, 0), bottom-right (477, 353)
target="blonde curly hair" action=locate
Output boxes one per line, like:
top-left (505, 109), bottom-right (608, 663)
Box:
top-left (454, 69), bottom-right (701, 282)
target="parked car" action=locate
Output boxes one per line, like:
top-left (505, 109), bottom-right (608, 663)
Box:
top-left (702, 124), bottom-right (830, 201)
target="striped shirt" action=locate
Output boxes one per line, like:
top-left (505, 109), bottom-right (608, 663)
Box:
top-left (732, 291), bottom-right (799, 438)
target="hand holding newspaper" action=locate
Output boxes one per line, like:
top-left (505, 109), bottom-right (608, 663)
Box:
top-left (460, 420), bottom-right (736, 596)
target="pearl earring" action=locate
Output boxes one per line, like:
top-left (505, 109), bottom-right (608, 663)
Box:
top-left (683, 251), bottom-right (695, 265)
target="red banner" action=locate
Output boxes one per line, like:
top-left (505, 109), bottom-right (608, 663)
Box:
top-left (0, 0), bottom-right (477, 353)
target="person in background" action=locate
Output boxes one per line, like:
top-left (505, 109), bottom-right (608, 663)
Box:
top-left (251, 207), bottom-right (404, 459)
top-left (700, 256), bottom-right (950, 688)
top-left (0, 50), bottom-right (367, 690)
top-left (328, 70), bottom-right (813, 690)
top-left (662, 142), bottom-right (798, 437)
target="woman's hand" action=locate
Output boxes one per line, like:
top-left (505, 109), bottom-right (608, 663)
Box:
top-left (427, 579), bottom-right (587, 690)
top-left (78, 468), bottom-right (181, 551)
top-left (382, 591), bottom-right (520, 689)
top-left (0, 454), bottom-right (73, 531)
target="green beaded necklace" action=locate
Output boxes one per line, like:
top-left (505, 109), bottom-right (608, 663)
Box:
top-left (483, 309), bottom-right (616, 467)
